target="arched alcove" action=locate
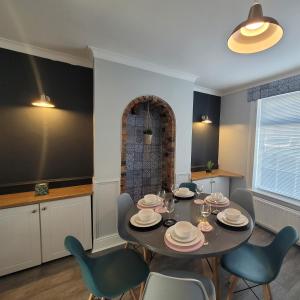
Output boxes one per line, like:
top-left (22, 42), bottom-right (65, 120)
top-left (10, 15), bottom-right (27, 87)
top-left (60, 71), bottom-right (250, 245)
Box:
top-left (121, 95), bottom-right (176, 201)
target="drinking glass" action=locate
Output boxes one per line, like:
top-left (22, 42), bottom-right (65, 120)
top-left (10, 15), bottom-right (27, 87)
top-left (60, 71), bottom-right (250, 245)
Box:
top-left (163, 195), bottom-right (176, 227)
top-left (157, 189), bottom-right (166, 201)
top-left (195, 185), bottom-right (204, 199)
top-left (201, 203), bottom-right (211, 224)
top-left (171, 183), bottom-right (179, 195)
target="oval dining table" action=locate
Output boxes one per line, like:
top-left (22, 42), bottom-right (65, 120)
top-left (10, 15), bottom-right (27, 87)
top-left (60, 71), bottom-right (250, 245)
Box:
top-left (125, 194), bottom-right (254, 300)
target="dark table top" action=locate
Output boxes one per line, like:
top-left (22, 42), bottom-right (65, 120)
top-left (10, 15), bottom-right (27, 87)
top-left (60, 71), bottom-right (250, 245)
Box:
top-left (125, 195), bottom-right (254, 258)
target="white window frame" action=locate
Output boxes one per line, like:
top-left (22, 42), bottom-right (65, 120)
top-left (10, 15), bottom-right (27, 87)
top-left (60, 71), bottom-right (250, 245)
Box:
top-left (252, 92), bottom-right (300, 209)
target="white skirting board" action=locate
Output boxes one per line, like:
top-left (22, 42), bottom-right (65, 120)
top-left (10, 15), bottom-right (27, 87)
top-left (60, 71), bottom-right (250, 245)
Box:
top-left (254, 196), bottom-right (300, 246)
top-left (92, 234), bottom-right (125, 253)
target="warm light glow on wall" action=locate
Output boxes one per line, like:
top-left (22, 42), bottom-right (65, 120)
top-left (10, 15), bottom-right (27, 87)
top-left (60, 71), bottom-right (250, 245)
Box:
top-left (32, 94), bottom-right (55, 108)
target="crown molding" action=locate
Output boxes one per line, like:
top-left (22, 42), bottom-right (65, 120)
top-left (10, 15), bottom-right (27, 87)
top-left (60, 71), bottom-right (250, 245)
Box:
top-left (0, 37), bottom-right (92, 68)
top-left (89, 46), bottom-right (198, 82)
top-left (193, 85), bottom-right (222, 96)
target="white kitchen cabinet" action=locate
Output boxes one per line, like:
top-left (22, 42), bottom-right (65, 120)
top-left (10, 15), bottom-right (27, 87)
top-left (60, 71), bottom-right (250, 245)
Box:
top-left (40, 196), bottom-right (92, 262)
top-left (0, 204), bottom-right (41, 276)
top-left (193, 177), bottom-right (230, 197)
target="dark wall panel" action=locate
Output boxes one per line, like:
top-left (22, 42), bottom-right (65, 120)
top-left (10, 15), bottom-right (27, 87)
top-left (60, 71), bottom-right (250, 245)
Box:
top-left (0, 48), bottom-right (93, 193)
top-left (191, 91), bottom-right (220, 171)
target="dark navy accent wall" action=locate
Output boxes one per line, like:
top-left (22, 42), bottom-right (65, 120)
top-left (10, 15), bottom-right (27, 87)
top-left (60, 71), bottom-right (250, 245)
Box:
top-left (0, 48), bottom-right (93, 194)
top-left (191, 91), bottom-right (221, 171)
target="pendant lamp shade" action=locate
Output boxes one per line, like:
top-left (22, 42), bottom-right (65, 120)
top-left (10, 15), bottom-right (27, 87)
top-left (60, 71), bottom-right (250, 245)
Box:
top-left (228, 2), bottom-right (283, 54)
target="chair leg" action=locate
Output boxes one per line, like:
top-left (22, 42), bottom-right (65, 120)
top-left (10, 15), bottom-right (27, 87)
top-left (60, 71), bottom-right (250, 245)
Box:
top-left (87, 294), bottom-right (93, 300)
top-left (267, 284), bottom-right (273, 300)
top-left (263, 284), bottom-right (272, 300)
top-left (124, 242), bottom-right (128, 249)
top-left (130, 289), bottom-right (138, 300)
top-left (212, 257), bottom-right (221, 300)
top-left (139, 282), bottom-right (145, 300)
top-left (226, 275), bottom-right (238, 300)
top-left (142, 247), bottom-right (147, 262)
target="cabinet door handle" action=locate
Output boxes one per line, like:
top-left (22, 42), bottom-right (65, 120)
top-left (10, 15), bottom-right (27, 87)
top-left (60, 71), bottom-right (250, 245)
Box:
top-left (31, 209), bottom-right (37, 213)
top-left (41, 207), bottom-right (47, 211)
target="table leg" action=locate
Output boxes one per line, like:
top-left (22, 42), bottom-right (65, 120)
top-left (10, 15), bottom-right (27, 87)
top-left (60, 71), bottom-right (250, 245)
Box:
top-left (212, 257), bottom-right (221, 300)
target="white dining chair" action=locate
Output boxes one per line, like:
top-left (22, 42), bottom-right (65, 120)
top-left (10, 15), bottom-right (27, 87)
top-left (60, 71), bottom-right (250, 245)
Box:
top-left (142, 271), bottom-right (216, 300)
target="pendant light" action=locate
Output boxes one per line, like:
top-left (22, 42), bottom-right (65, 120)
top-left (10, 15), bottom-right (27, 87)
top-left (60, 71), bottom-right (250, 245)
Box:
top-left (228, 1), bottom-right (283, 54)
top-left (32, 94), bottom-right (55, 108)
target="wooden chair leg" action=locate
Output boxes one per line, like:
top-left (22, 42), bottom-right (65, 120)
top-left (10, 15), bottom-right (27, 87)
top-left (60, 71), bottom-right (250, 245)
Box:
top-left (87, 294), bottom-right (93, 300)
top-left (267, 284), bottom-right (273, 300)
top-left (212, 257), bottom-right (221, 300)
top-left (263, 284), bottom-right (272, 300)
top-left (142, 247), bottom-right (147, 262)
top-left (139, 282), bottom-right (145, 300)
top-left (130, 289), bottom-right (138, 300)
top-left (226, 275), bottom-right (238, 300)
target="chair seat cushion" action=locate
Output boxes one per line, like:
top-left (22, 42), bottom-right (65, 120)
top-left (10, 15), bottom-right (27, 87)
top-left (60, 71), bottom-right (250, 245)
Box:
top-left (161, 270), bottom-right (216, 300)
top-left (221, 243), bottom-right (276, 284)
top-left (91, 248), bottom-right (149, 298)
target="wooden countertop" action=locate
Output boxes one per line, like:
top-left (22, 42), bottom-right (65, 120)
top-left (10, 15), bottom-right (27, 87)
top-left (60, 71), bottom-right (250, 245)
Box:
top-left (191, 169), bottom-right (243, 181)
top-left (0, 184), bottom-right (93, 209)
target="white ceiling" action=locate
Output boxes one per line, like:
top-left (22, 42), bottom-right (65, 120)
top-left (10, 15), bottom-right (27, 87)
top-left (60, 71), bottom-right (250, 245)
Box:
top-left (0, 0), bottom-right (299, 94)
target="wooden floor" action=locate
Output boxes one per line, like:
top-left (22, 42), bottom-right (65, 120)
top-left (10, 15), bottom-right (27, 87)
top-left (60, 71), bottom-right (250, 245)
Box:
top-left (0, 226), bottom-right (299, 300)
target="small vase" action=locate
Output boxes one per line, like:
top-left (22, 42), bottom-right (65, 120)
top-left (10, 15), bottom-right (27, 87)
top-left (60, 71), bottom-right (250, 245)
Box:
top-left (205, 169), bottom-right (212, 173)
top-left (144, 134), bottom-right (152, 144)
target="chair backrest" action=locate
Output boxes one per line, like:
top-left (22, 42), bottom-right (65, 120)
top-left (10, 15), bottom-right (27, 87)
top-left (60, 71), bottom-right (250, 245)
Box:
top-left (230, 188), bottom-right (255, 222)
top-left (179, 182), bottom-right (197, 192)
top-left (117, 193), bottom-right (137, 243)
top-left (64, 236), bottom-right (100, 296)
top-left (267, 226), bottom-right (299, 277)
top-left (142, 272), bottom-right (210, 300)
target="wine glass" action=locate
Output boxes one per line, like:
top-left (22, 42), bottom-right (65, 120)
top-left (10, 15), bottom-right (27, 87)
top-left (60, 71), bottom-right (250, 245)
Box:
top-left (171, 183), bottom-right (179, 195)
top-left (201, 203), bottom-right (211, 223)
top-left (198, 203), bottom-right (213, 233)
top-left (157, 189), bottom-right (166, 202)
top-left (162, 196), bottom-right (176, 227)
top-left (195, 185), bottom-right (204, 199)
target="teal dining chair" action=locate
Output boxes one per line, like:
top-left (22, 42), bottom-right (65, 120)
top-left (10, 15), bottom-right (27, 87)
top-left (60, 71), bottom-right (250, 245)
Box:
top-left (142, 271), bottom-right (216, 300)
top-left (179, 182), bottom-right (197, 192)
top-left (64, 235), bottom-right (149, 300)
top-left (221, 226), bottom-right (299, 300)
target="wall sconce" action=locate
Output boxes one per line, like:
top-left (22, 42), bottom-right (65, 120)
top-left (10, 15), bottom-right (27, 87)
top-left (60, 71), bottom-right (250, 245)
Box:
top-left (201, 115), bottom-right (212, 124)
top-left (32, 94), bottom-right (55, 108)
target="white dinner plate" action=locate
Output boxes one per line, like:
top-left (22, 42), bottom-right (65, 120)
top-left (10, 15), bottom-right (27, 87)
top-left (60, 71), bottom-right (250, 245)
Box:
top-left (130, 213), bottom-right (162, 227)
top-left (217, 211), bottom-right (249, 227)
top-left (134, 215), bottom-right (159, 225)
top-left (170, 227), bottom-right (198, 243)
top-left (222, 214), bottom-right (245, 225)
top-left (175, 191), bottom-right (195, 198)
top-left (138, 198), bottom-right (162, 207)
top-left (165, 226), bottom-right (204, 247)
top-left (205, 196), bottom-right (229, 205)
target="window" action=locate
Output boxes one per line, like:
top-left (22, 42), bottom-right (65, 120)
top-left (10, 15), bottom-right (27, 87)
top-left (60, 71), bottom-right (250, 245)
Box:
top-left (254, 91), bottom-right (300, 201)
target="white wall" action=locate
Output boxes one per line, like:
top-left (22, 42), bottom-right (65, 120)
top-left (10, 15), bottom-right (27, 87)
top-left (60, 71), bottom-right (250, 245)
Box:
top-left (93, 58), bottom-right (194, 250)
top-left (218, 90), bottom-right (257, 193)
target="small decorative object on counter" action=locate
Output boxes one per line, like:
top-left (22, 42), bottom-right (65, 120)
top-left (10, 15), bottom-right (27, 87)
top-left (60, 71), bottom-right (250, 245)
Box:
top-left (206, 160), bottom-right (214, 173)
top-left (143, 128), bottom-right (152, 144)
top-left (35, 182), bottom-right (49, 195)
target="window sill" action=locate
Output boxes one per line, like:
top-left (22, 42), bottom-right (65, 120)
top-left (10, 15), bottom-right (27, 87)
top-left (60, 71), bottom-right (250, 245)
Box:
top-left (250, 188), bottom-right (300, 212)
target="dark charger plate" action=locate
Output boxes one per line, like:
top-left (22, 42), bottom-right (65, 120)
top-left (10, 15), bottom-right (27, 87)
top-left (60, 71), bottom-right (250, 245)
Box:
top-left (216, 219), bottom-right (250, 231)
top-left (129, 218), bottom-right (163, 232)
